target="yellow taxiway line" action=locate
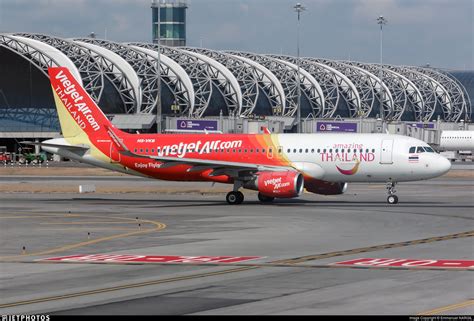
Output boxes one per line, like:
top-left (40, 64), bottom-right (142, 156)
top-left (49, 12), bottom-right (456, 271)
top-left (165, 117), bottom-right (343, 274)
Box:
top-left (417, 299), bottom-right (474, 315)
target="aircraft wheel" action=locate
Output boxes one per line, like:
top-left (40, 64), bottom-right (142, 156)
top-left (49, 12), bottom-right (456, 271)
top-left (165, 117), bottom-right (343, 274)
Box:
top-left (387, 195), bottom-right (398, 204)
top-left (227, 191), bottom-right (244, 205)
top-left (258, 193), bottom-right (275, 203)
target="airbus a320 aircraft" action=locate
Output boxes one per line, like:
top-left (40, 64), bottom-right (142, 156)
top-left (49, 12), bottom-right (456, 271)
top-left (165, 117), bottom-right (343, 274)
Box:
top-left (33, 67), bottom-right (451, 205)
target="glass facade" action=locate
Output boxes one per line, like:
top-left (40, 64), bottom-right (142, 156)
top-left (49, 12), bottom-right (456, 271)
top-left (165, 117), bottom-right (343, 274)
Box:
top-left (152, 3), bottom-right (187, 46)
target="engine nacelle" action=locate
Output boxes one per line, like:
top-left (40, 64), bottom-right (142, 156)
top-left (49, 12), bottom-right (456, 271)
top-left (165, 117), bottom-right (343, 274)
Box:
top-left (244, 171), bottom-right (304, 198)
top-left (305, 179), bottom-right (348, 195)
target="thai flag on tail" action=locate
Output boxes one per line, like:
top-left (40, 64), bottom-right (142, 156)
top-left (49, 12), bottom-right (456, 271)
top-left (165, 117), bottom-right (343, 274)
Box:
top-left (409, 155), bottom-right (419, 163)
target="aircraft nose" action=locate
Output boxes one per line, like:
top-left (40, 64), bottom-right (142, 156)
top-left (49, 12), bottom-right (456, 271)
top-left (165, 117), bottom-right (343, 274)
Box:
top-left (435, 155), bottom-right (451, 176)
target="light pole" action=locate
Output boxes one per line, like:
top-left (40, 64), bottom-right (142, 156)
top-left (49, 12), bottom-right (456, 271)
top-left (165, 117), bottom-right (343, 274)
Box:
top-left (155, 0), bottom-right (162, 133)
top-left (294, 3), bottom-right (305, 133)
top-left (377, 15), bottom-right (387, 121)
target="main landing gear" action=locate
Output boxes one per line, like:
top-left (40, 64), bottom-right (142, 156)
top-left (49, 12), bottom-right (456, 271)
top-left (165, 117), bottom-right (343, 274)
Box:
top-left (258, 192), bottom-right (275, 203)
top-left (386, 181), bottom-right (398, 204)
top-left (226, 191), bottom-right (244, 205)
top-left (226, 181), bottom-right (244, 205)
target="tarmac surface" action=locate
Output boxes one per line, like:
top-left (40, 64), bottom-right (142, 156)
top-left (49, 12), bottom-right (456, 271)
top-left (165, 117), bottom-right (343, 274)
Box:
top-left (0, 171), bottom-right (473, 315)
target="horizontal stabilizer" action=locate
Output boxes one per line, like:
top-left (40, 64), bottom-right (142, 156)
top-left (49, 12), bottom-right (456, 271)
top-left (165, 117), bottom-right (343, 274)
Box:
top-left (20, 141), bottom-right (90, 152)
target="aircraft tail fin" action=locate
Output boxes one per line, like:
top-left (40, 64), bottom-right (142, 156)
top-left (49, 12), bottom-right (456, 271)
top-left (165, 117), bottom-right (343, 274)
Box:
top-left (48, 67), bottom-right (116, 140)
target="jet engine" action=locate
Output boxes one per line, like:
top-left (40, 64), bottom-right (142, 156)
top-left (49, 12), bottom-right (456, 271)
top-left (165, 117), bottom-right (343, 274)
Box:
top-left (244, 171), bottom-right (304, 198)
top-left (305, 179), bottom-right (348, 195)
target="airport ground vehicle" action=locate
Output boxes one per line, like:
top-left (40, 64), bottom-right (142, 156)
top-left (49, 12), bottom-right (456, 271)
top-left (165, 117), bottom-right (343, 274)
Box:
top-left (0, 146), bottom-right (12, 163)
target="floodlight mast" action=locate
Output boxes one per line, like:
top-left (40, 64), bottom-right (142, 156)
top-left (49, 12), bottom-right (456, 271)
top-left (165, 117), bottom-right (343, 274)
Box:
top-left (152, 0), bottom-right (163, 133)
top-left (294, 3), bottom-right (306, 133)
top-left (377, 15), bottom-right (387, 121)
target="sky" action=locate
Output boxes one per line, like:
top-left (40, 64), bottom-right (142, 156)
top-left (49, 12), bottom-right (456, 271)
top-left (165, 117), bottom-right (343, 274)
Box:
top-left (0, 0), bottom-right (472, 70)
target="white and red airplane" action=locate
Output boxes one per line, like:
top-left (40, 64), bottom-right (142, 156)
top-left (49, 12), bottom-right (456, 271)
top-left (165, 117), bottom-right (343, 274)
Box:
top-left (33, 67), bottom-right (451, 205)
top-left (439, 130), bottom-right (474, 151)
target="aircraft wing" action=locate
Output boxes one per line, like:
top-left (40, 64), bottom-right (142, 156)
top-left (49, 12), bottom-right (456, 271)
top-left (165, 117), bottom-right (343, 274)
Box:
top-left (120, 150), bottom-right (292, 177)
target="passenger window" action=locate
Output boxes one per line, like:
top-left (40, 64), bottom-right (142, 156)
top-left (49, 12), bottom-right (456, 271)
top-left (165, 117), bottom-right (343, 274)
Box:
top-left (262, 149), bottom-right (266, 153)
top-left (299, 149), bottom-right (303, 153)
top-left (341, 149), bottom-right (345, 153)
top-left (317, 149), bottom-right (321, 153)
top-left (372, 149), bottom-right (375, 153)
top-left (417, 146), bottom-right (425, 153)
top-left (134, 148), bottom-right (137, 153)
top-left (311, 149), bottom-right (314, 153)
top-left (293, 149), bottom-right (297, 153)
top-left (323, 149), bottom-right (326, 153)
top-left (287, 149), bottom-right (291, 153)
top-left (409, 147), bottom-right (416, 153)
top-left (140, 149), bottom-right (143, 153)
top-left (151, 149), bottom-right (154, 153)
top-left (335, 149), bottom-right (338, 153)
top-left (278, 148), bottom-right (282, 154)
top-left (305, 149), bottom-right (308, 153)
top-left (250, 149), bottom-right (253, 153)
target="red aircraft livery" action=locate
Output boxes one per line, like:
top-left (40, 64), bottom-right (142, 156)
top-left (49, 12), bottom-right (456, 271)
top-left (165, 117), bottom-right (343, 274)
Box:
top-left (33, 67), bottom-right (451, 205)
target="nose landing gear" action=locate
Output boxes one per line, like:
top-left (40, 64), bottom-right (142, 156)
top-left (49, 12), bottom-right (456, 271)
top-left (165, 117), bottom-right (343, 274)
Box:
top-left (386, 181), bottom-right (398, 204)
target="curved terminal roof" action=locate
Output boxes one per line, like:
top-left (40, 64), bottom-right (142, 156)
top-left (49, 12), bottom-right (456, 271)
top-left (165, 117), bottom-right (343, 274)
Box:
top-left (272, 57), bottom-right (325, 117)
top-left (0, 32), bottom-right (471, 122)
top-left (351, 62), bottom-right (424, 121)
top-left (131, 45), bottom-right (195, 114)
top-left (74, 40), bottom-right (141, 112)
top-left (230, 54), bottom-right (286, 115)
top-left (0, 34), bottom-right (82, 84)
top-left (277, 55), bottom-right (361, 118)
top-left (183, 49), bottom-right (243, 115)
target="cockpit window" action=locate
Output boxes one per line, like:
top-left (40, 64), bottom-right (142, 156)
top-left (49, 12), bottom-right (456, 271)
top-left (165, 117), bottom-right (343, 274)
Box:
top-left (409, 147), bottom-right (416, 153)
top-left (416, 146), bottom-right (425, 153)
top-left (424, 146), bottom-right (435, 153)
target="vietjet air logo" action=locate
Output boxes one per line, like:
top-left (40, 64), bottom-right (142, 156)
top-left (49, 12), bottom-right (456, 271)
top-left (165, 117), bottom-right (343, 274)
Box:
top-left (52, 69), bottom-right (101, 132)
top-left (263, 177), bottom-right (290, 190)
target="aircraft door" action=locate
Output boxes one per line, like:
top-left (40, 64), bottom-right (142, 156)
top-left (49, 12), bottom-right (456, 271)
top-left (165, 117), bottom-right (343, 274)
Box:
top-left (267, 147), bottom-right (274, 159)
top-left (380, 139), bottom-right (393, 164)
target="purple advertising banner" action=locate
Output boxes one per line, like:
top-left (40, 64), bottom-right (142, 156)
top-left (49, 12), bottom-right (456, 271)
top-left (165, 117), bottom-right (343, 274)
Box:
top-left (316, 121), bottom-right (358, 133)
top-left (177, 119), bottom-right (218, 131)
top-left (407, 122), bottom-right (435, 129)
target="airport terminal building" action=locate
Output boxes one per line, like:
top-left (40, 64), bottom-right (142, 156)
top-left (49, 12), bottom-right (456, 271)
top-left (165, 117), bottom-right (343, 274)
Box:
top-left (0, 33), bottom-right (473, 151)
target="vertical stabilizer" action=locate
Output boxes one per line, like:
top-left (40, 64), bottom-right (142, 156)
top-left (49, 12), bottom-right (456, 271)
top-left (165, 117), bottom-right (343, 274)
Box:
top-left (48, 67), bottom-right (112, 139)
